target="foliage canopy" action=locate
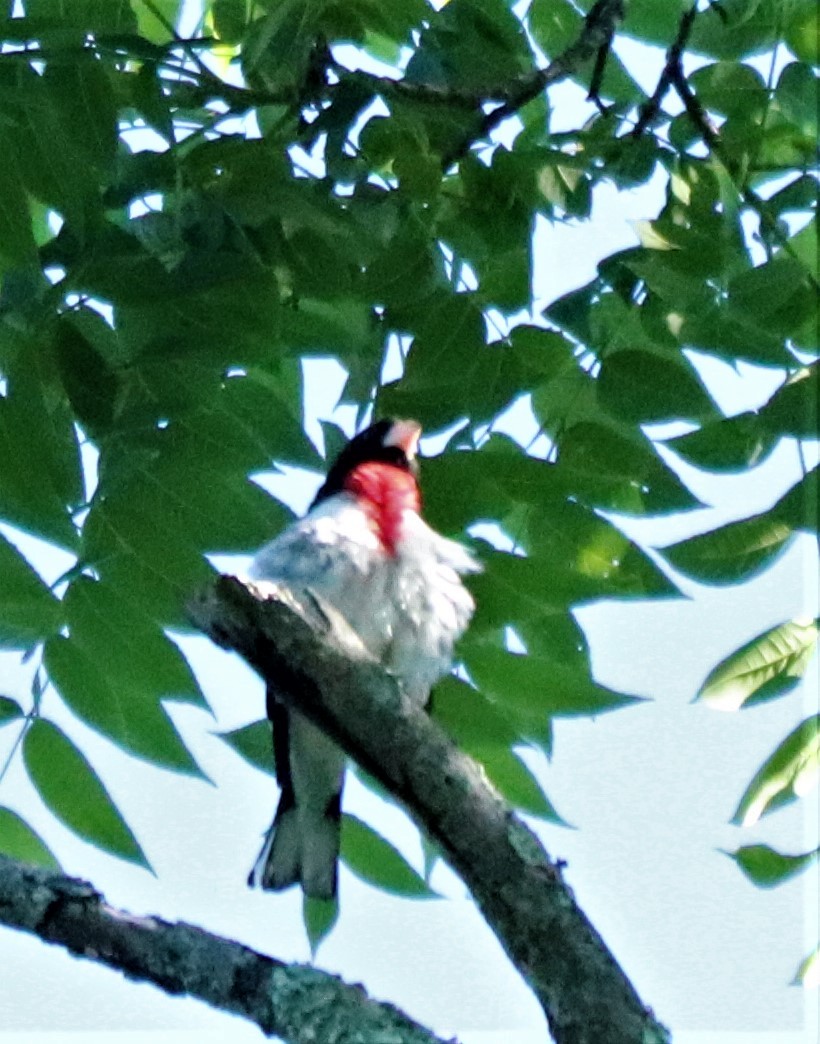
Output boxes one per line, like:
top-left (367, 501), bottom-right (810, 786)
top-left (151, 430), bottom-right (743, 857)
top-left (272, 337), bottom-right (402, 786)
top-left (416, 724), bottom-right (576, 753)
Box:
top-left (0, 0), bottom-right (817, 1004)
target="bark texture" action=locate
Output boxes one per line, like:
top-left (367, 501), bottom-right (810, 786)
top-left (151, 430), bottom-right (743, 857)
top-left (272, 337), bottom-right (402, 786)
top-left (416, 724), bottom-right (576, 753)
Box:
top-left (0, 854), bottom-right (452, 1044)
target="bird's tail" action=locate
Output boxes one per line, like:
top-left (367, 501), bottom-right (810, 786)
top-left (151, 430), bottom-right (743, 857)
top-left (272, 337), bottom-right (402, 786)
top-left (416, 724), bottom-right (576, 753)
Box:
top-left (248, 791), bottom-right (342, 899)
top-left (248, 704), bottom-right (344, 900)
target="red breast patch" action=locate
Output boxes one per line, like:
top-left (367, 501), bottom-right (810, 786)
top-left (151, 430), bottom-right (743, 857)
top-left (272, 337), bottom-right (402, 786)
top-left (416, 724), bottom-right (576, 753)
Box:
top-left (343, 462), bottom-right (421, 556)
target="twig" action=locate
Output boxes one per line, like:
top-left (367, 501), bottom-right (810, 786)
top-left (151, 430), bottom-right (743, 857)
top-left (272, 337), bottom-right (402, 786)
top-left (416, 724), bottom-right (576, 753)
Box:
top-left (587, 16), bottom-right (618, 112)
top-left (443, 0), bottom-right (627, 164)
top-left (670, 62), bottom-right (820, 293)
top-left (630, 4), bottom-right (820, 294)
top-left (632, 3), bottom-right (698, 136)
top-left (188, 576), bottom-right (671, 1044)
top-left (0, 856), bottom-right (450, 1044)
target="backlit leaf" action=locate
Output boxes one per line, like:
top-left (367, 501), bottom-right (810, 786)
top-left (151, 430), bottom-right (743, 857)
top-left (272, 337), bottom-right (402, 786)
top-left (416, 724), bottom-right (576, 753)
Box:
top-left (697, 618), bottom-right (818, 711)
top-left (732, 715), bottom-right (819, 827)
top-left (794, 947), bottom-right (820, 988)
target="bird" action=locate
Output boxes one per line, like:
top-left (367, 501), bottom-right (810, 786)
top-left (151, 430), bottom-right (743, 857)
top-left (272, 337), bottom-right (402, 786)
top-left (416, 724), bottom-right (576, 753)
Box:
top-left (246, 418), bottom-right (479, 899)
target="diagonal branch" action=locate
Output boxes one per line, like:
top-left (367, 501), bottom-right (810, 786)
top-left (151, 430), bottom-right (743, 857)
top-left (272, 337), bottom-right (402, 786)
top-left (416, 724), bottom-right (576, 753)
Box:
top-left (632, 3), bottom-right (698, 137)
top-left (0, 855), bottom-right (451, 1044)
top-left (188, 576), bottom-right (670, 1044)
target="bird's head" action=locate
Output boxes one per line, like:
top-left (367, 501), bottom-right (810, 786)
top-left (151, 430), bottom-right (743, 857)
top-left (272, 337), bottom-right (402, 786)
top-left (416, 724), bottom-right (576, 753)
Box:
top-left (315, 418), bottom-right (421, 504)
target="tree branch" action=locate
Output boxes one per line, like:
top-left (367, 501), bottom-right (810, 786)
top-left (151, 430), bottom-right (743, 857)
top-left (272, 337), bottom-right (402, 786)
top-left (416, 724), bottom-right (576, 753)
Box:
top-left (632, 3), bottom-right (698, 137)
top-left (188, 576), bottom-right (670, 1044)
top-left (441, 0), bottom-right (626, 164)
top-left (0, 855), bottom-right (452, 1044)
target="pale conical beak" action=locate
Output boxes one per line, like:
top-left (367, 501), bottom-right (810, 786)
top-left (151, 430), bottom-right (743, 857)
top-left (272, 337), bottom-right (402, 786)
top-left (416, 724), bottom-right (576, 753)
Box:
top-left (384, 419), bottom-right (422, 459)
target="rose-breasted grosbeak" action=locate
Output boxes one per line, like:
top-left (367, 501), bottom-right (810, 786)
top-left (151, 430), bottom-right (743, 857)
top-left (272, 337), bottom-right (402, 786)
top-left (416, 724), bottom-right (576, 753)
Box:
top-left (247, 418), bottom-right (479, 899)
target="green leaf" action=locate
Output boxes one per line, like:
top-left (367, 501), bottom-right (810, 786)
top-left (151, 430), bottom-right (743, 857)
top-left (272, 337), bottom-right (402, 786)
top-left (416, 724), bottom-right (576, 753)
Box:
top-left (164, 365), bottom-right (320, 474)
top-left (726, 256), bottom-right (815, 338)
top-left (379, 293), bottom-right (523, 429)
top-left (765, 174), bottom-right (819, 218)
top-left (665, 412), bottom-right (778, 473)
top-left (0, 807), bottom-right (60, 869)
top-left (621, 0), bottom-right (690, 46)
top-left (42, 59), bottom-right (118, 177)
top-left (0, 343), bottom-right (82, 549)
top-left (732, 715), bottom-right (819, 827)
top-left (405, 0), bottom-right (533, 92)
top-left (661, 468), bottom-right (818, 585)
top-left (43, 635), bottom-right (204, 776)
top-left (63, 576), bottom-right (207, 709)
top-left (0, 532), bottom-right (62, 649)
top-left (217, 720), bottom-right (275, 776)
top-left (423, 439), bottom-right (677, 598)
top-left (82, 411), bottom-right (300, 621)
top-left (53, 319), bottom-right (119, 437)
top-left (597, 349), bottom-right (716, 425)
top-left (23, 0), bottom-right (136, 31)
top-left (785, 2), bottom-right (819, 64)
top-left (689, 62), bottom-right (768, 119)
top-left (774, 62), bottom-right (818, 140)
top-left (528, 0), bottom-right (582, 57)
top-left (680, 306), bottom-right (793, 367)
top-left (212, 0), bottom-right (247, 44)
top-left (558, 421), bottom-right (702, 515)
top-left (697, 618), bottom-right (818, 711)
top-left (23, 719), bottom-right (149, 867)
top-left (81, 490), bottom-right (214, 628)
top-left (465, 644), bottom-right (643, 719)
top-left (477, 743), bottom-right (563, 822)
top-left (0, 145), bottom-right (38, 269)
top-left (688, 0), bottom-right (781, 59)
top-left (432, 673), bottom-right (522, 738)
top-left (0, 696), bottom-right (24, 725)
top-left (794, 946), bottom-right (820, 988)
top-left (785, 216), bottom-right (818, 280)
top-left (340, 813), bottom-right (436, 897)
top-left (519, 501), bottom-right (679, 600)
top-left (303, 894), bottom-right (338, 958)
top-left (466, 545), bottom-right (608, 667)
top-left (775, 465), bottom-right (818, 532)
top-left (758, 367), bottom-right (818, 438)
top-left (725, 843), bottom-right (819, 888)
top-left (8, 66), bottom-right (96, 232)
top-left (663, 511), bottom-right (793, 585)
top-left (135, 0), bottom-right (184, 43)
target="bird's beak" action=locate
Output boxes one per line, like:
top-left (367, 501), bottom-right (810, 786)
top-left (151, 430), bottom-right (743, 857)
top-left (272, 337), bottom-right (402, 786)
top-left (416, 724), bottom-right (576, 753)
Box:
top-left (385, 419), bottom-right (422, 459)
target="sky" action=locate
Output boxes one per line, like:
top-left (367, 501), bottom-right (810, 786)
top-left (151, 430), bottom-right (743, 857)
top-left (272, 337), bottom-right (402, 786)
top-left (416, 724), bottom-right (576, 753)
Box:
top-left (0, 11), bottom-right (818, 1044)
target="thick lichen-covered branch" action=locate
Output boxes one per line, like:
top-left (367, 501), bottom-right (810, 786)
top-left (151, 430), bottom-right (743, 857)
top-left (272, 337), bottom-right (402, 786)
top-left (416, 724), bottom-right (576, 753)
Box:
top-left (0, 855), bottom-right (450, 1044)
top-left (188, 576), bottom-right (670, 1044)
